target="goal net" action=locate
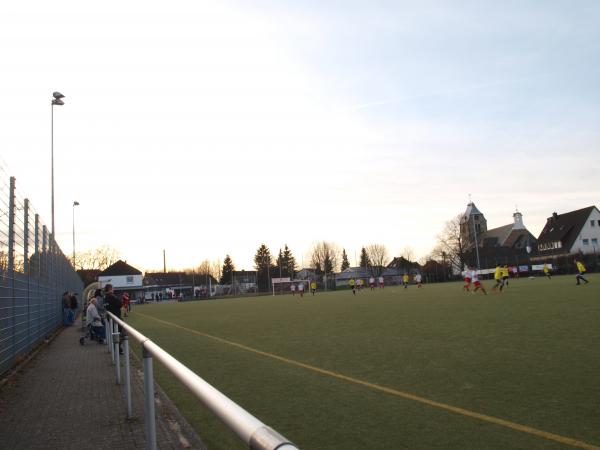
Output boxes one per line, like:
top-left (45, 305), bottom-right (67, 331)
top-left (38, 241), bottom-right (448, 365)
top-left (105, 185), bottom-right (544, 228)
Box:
top-left (271, 278), bottom-right (311, 295)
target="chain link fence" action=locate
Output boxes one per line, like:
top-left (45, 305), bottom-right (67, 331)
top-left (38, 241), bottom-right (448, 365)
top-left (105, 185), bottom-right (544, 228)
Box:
top-left (0, 164), bottom-right (83, 375)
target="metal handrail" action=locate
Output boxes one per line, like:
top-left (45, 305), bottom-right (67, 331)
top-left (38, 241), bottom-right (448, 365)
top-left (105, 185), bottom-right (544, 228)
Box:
top-left (106, 311), bottom-right (298, 450)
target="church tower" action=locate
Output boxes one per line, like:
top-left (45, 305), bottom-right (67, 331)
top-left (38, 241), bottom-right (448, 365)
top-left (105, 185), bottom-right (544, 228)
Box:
top-left (460, 201), bottom-right (488, 249)
top-left (512, 209), bottom-right (525, 230)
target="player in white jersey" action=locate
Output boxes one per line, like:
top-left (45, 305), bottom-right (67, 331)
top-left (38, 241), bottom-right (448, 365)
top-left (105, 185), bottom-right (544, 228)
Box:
top-left (471, 270), bottom-right (487, 295)
top-left (369, 277), bottom-right (375, 290)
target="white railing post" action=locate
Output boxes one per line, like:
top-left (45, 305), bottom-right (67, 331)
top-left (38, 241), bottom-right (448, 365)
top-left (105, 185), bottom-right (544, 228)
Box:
top-left (109, 318), bottom-right (114, 362)
top-left (106, 318), bottom-right (111, 353)
top-left (114, 320), bottom-right (121, 384)
top-left (123, 333), bottom-right (132, 419)
top-left (143, 345), bottom-right (157, 450)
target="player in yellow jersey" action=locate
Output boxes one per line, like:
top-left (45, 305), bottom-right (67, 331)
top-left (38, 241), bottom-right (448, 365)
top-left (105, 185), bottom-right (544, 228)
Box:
top-left (543, 263), bottom-right (551, 279)
top-left (349, 278), bottom-right (356, 295)
top-left (575, 259), bottom-right (589, 285)
top-left (492, 264), bottom-right (504, 292)
top-left (310, 280), bottom-right (317, 295)
top-left (502, 265), bottom-right (510, 287)
top-left (402, 273), bottom-right (409, 289)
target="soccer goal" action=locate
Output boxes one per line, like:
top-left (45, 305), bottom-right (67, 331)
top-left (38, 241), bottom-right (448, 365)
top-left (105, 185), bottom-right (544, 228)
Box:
top-left (271, 278), bottom-right (310, 295)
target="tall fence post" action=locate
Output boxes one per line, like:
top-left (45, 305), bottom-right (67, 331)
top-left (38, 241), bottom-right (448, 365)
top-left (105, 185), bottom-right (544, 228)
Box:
top-left (42, 225), bottom-right (48, 331)
top-left (143, 345), bottom-right (157, 450)
top-left (34, 214), bottom-right (40, 341)
top-left (8, 177), bottom-right (16, 362)
top-left (24, 199), bottom-right (30, 351)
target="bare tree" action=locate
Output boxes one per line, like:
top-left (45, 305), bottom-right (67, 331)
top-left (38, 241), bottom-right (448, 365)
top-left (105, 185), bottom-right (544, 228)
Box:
top-left (309, 241), bottom-right (340, 274)
top-left (365, 244), bottom-right (389, 276)
top-left (401, 246), bottom-right (415, 263)
top-left (196, 259), bottom-right (213, 277)
top-left (73, 245), bottom-right (120, 270)
top-left (434, 214), bottom-right (466, 273)
top-left (211, 259), bottom-right (222, 283)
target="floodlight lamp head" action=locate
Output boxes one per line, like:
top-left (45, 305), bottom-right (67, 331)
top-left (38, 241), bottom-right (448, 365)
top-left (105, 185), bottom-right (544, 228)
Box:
top-left (53, 92), bottom-right (65, 99)
top-left (52, 98), bottom-right (64, 106)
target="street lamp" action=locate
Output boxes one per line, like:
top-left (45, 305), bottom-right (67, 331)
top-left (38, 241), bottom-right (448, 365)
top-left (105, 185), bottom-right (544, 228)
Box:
top-left (72, 201), bottom-right (79, 268)
top-left (51, 91), bottom-right (65, 239)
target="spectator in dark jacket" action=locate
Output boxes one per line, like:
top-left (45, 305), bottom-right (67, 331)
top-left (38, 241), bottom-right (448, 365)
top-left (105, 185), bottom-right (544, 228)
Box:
top-left (62, 292), bottom-right (71, 325)
top-left (104, 284), bottom-right (122, 318)
top-left (70, 293), bottom-right (79, 322)
top-left (104, 284), bottom-right (123, 354)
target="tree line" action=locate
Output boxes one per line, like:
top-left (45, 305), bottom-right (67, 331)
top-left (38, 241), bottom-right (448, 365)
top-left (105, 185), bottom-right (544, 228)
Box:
top-left (70, 214), bottom-right (467, 285)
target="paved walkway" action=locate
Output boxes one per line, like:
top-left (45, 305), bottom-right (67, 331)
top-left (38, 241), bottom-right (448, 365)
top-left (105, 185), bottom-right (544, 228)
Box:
top-left (0, 322), bottom-right (206, 450)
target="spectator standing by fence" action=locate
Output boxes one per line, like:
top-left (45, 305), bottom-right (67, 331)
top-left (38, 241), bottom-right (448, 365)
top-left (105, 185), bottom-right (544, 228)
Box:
top-left (70, 293), bottom-right (79, 323)
top-left (62, 292), bottom-right (71, 325)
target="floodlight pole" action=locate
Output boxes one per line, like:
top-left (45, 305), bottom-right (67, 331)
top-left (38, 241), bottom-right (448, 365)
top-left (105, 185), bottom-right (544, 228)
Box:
top-left (72, 201), bottom-right (79, 267)
top-left (51, 92), bottom-right (65, 239)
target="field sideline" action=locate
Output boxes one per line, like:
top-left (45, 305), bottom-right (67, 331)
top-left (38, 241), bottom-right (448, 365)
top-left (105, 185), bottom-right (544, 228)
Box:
top-left (127, 275), bottom-right (600, 450)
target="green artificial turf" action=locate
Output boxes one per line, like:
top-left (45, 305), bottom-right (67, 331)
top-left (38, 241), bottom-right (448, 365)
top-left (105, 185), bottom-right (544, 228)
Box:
top-left (127, 275), bottom-right (600, 450)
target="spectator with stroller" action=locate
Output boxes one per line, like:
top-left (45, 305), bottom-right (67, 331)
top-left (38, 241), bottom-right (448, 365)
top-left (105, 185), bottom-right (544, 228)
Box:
top-left (94, 289), bottom-right (106, 318)
top-left (85, 298), bottom-right (105, 343)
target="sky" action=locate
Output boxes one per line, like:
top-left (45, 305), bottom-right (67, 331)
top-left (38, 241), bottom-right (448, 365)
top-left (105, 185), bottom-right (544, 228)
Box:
top-left (0, 0), bottom-right (599, 272)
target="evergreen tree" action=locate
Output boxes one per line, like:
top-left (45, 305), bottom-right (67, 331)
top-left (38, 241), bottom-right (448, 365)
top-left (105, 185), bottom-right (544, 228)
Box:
top-left (323, 254), bottom-right (334, 274)
top-left (341, 249), bottom-right (350, 271)
top-left (254, 244), bottom-right (273, 291)
top-left (360, 247), bottom-right (371, 268)
top-left (282, 244), bottom-right (296, 277)
top-left (220, 255), bottom-right (234, 284)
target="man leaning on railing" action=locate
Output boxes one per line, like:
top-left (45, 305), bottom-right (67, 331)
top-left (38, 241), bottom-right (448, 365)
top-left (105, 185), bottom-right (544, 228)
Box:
top-left (104, 284), bottom-right (123, 355)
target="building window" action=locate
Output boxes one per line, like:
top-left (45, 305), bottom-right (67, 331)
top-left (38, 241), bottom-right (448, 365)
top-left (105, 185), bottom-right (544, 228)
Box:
top-left (592, 220), bottom-right (596, 227)
top-left (583, 239), bottom-right (589, 245)
top-left (592, 238), bottom-right (598, 245)
top-left (126, 276), bottom-right (134, 283)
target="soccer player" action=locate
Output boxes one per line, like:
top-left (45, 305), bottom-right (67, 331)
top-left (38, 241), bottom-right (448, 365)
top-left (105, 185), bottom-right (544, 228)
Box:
top-left (492, 264), bottom-right (504, 292)
top-left (472, 269), bottom-right (487, 295)
top-left (290, 283), bottom-right (296, 296)
top-left (463, 268), bottom-right (472, 292)
top-left (415, 273), bottom-right (422, 288)
top-left (349, 278), bottom-right (356, 295)
top-left (402, 273), bottom-right (409, 289)
top-left (543, 263), bottom-right (551, 279)
top-left (575, 259), bottom-right (589, 285)
top-left (310, 280), bottom-right (317, 295)
top-left (298, 282), bottom-right (304, 298)
top-left (378, 275), bottom-right (384, 289)
top-left (502, 265), bottom-right (510, 287)
top-left (369, 276), bottom-right (375, 290)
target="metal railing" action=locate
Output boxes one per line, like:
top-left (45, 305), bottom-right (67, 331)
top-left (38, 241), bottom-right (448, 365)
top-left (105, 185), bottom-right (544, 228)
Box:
top-left (0, 164), bottom-right (83, 375)
top-left (106, 312), bottom-right (299, 450)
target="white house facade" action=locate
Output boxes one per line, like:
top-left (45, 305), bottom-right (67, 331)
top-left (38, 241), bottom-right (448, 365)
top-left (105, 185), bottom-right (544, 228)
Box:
top-left (569, 207), bottom-right (600, 254)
